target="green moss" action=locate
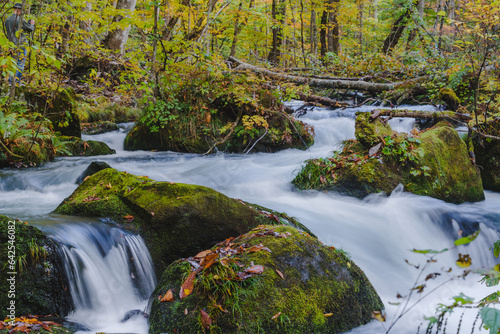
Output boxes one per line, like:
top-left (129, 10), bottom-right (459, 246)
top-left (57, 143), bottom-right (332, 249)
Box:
top-left (149, 225), bottom-right (383, 334)
top-left (54, 169), bottom-right (309, 275)
top-left (474, 119), bottom-right (500, 191)
top-left (403, 123), bottom-right (484, 203)
top-left (355, 112), bottom-right (393, 149)
top-left (0, 216), bottom-right (72, 318)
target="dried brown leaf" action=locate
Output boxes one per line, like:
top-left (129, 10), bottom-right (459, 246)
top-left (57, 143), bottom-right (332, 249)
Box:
top-left (200, 309), bottom-right (212, 329)
top-left (179, 270), bottom-right (197, 299)
top-left (160, 289), bottom-right (174, 302)
top-left (275, 269), bottom-right (284, 279)
top-left (271, 312), bottom-right (281, 320)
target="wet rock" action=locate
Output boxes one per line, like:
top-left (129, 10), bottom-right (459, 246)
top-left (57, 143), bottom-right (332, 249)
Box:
top-left (121, 309), bottom-right (148, 322)
top-left (76, 161), bottom-right (112, 184)
top-left (0, 216), bottom-right (72, 318)
top-left (149, 225), bottom-right (383, 334)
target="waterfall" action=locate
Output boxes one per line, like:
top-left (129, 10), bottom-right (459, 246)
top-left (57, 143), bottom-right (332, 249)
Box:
top-left (44, 220), bottom-right (156, 333)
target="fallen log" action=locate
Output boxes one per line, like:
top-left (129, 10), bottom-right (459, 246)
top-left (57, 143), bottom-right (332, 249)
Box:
top-left (296, 93), bottom-right (348, 109)
top-left (229, 56), bottom-right (428, 93)
top-left (369, 109), bottom-right (472, 122)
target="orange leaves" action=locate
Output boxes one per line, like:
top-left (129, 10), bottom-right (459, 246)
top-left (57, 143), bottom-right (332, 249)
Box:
top-left (160, 289), bottom-right (174, 302)
top-left (247, 244), bottom-right (271, 253)
top-left (275, 269), bottom-right (284, 279)
top-left (201, 253), bottom-right (218, 270)
top-left (0, 316), bottom-right (60, 333)
top-left (123, 215), bottom-right (135, 223)
top-left (180, 270), bottom-right (197, 299)
top-left (271, 312), bottom-right (281, 320)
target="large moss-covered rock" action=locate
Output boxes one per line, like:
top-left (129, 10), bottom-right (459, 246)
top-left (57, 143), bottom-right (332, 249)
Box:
top-left (54, 169), bottom-right (311, 275)
top-left (57, 136), bottom-right (115, 157)
top-left (149, 225), bottom-right (384, 334)
top-left (438, 88), bottom-right (460, 112)
top-left (475, 119), bottom-right (500, 191)
top-left (124, 83), bottom-right (313, 154)
top-left (293, 117), bottom-right (484, 203)
top-left (0, 216), bottom-right (72, 318)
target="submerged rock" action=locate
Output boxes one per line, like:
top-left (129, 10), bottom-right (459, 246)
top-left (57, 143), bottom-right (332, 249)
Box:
top-left (0, 216), bottom-right (72, 318)
top-left (54, 169), bottom-right (311, 275)
top-left (293, 113), bottom-right (484, 204)
top-left (148, 225), bottom-right (384, 334)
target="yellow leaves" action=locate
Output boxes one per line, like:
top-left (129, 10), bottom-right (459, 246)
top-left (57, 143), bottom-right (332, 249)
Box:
top-left (456, 253), bottom-right (472, 268)
top-left (324, 313), bottom-right (333, 317)
top-left (371, 311), bottom-right (386, 322)
top-left (242, 115), bottom-right (269, 130)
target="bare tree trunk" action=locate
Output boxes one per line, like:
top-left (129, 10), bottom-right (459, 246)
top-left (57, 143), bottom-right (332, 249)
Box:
top-left (268, 0), bottom-right (286, 65)
top-left (299, 0), bottom-right (306, 66)
top-left (104, 0), bottom-right (138, 54)
top-left (310, 8), bottom-right (317, 56)
top-left (229, 1), bottom-right (243, 57)
top-left (381, 9), bottom-right (410, 54)
top-left (319, 10), bottom-right (327, 58)
top-left (326, 0), bottom-right (340, 54)
top-left (357, 0), bottom-right (363, 56)
top-left (418, 0), bottom-right (424, 18)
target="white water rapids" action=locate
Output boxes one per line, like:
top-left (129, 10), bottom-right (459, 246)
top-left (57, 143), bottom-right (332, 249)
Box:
top-left (1, 102), bottom-right (500, 333)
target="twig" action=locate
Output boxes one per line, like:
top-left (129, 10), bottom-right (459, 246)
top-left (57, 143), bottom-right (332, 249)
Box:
top-left (244, 128), bottom-right (268, 154)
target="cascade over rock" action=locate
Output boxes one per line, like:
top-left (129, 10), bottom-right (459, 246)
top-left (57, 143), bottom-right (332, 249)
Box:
top-left (0, 216), bottom-right (72, 318)
top-left (54, 169), bottom-right (311, 275)
top-left (293, 113), bottom-right (484, 204)
top-left (149, 225), bottom-right (384, 334)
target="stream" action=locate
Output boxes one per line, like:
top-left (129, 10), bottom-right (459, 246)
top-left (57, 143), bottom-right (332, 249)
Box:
top-left (1, 103), bottom-right (500, 333)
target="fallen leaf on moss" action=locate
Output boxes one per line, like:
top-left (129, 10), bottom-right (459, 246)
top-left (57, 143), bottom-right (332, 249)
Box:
top-left (202, 253), bottom-right (218, 269)
top-left (194, 250), bottom-right (212, 259)
top-left (324, 313), bottom-right (333, 317)
top-left (247, 244), bottom-right (271, 253)
top-left (160, 289), bottom-right (174, 302)
top-left (275, 269), bottom-right (284, 279)
top-left (184, 308), bottom-right (188, 315)
top-left (271, 312), bottom-right (281, 320)
top-left (200, 310), bottom-right (212, 329)
top-left (123, 215), bottom-right (135, 223)
top-left (180, 270), bottom-right (197, 299)
top-left (245, 265), bottom-right (264, 274)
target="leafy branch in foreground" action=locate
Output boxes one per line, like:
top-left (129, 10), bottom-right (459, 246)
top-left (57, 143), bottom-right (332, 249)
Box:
top-left (370, 229), bottom-right (483, 333)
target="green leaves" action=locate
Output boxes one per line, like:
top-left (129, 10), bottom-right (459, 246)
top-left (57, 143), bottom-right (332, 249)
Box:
top-left (411, 248), bottom-right (448, 254)
top-left (454, 230), bottom-right (480, 246)
top-left (490, 240), bottom-right (500, 258)
top-left (481, 307), bottom-right (500, 334)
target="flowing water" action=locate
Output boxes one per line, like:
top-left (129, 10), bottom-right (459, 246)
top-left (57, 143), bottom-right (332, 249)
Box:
top-left (1, 102), bottom-right (500, 333)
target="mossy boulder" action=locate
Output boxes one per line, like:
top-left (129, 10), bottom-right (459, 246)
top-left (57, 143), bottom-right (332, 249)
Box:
top-left (0, 215), bottom-right (72, 318)
top-left (54, 169), bottom-right (312, 275)
top-left (293, 116), bottom-right (484, 203)
top-left (57, 136), bottom-right (115, 157)
top-left (355, 112), bottom-right (393, 148)
top-left (438, 88), bottom-right (460, 112)
top-left (148, 225), bottom-right (384, 334)
top-left (474, 119), bottom-right (500, 191)
top-left (124, 80), bottom-right (313, 154)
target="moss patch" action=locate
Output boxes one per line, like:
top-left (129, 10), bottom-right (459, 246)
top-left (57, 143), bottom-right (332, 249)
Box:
top-left (54, 169), bottom-right (308, 275)
top-left (149, 225), bottom-right (383, 334)
top-left (473, 119), bottom-right (500, 191)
